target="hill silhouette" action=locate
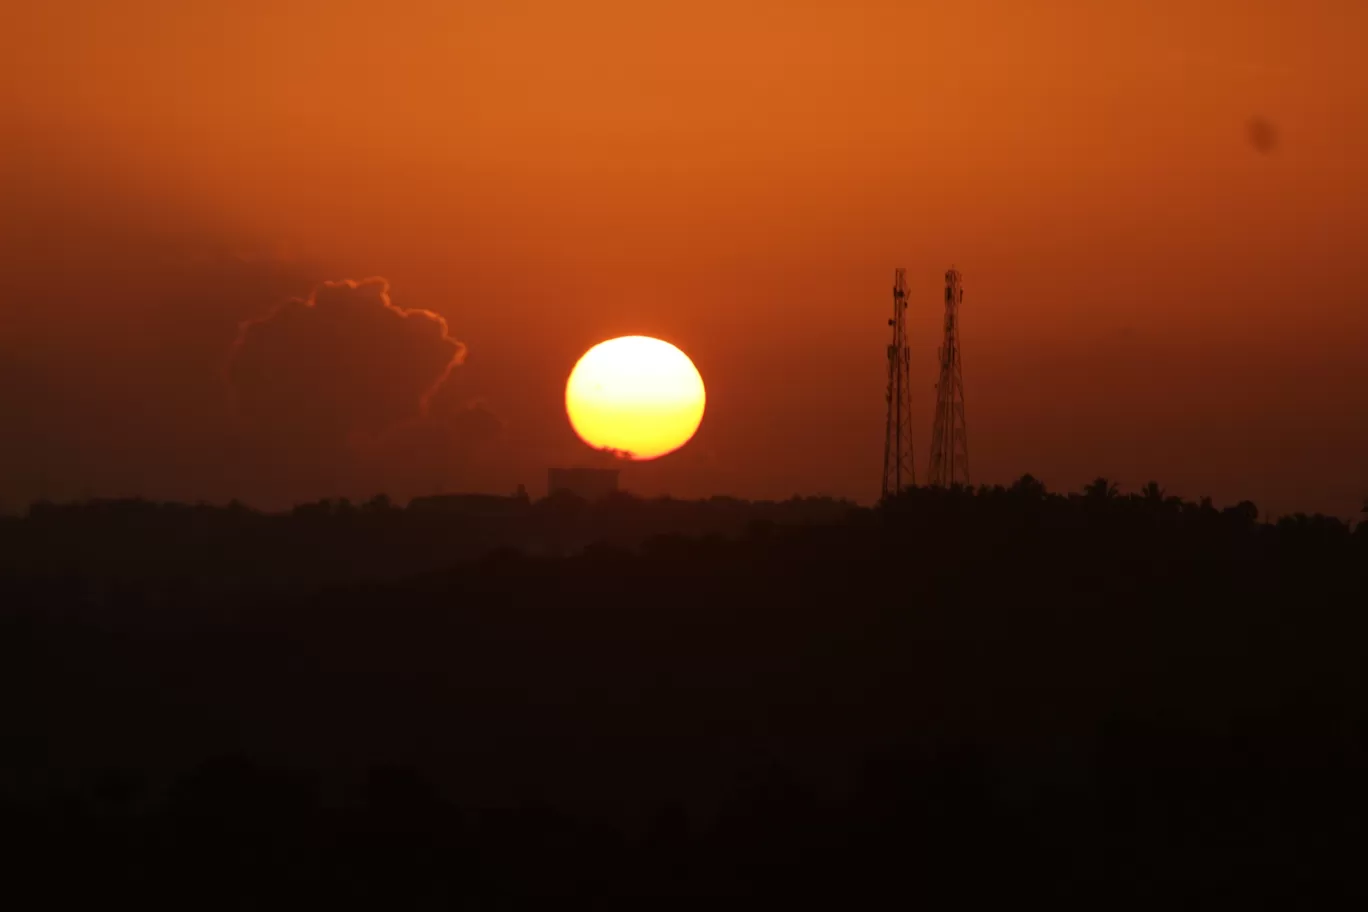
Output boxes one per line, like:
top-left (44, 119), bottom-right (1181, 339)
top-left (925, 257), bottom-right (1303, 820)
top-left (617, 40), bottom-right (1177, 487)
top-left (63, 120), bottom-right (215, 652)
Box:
top-left (2, 478), bottom-right (1366, 907)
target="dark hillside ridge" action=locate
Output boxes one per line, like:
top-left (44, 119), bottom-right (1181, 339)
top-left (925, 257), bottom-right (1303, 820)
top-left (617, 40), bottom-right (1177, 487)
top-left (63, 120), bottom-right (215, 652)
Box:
top-left (2, 480), bottom-right (1366, 906)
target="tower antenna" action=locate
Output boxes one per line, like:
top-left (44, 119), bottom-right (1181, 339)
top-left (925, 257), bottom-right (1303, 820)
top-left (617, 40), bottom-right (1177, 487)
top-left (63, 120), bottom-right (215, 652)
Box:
top-left (929, 267), bottom-right (970, 487)
top-left (881, 269), bottom-right (916, 499)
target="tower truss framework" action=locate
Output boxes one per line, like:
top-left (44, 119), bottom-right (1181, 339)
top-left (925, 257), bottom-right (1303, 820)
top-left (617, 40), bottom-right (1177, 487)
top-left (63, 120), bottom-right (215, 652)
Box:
top-left (881, 269), bottom-right (915, 499)
top-left (929, 268), bottom-right (970, 487)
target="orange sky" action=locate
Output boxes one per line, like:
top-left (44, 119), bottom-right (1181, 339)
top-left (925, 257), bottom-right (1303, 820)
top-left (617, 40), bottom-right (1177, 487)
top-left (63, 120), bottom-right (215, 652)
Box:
top-left (3, 1), bottom-right (1366, 515)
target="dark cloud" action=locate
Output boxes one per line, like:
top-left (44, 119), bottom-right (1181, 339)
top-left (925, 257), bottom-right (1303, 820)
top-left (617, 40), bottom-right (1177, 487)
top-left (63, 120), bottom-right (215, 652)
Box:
top-left (0, 133), bottom-right (332, 506)
top-left (357, 395), bottom-right (504, 501)
top-left (2, 126), bottom-right (500, 508)
top-left (226, 278), bottom-right (467, 449)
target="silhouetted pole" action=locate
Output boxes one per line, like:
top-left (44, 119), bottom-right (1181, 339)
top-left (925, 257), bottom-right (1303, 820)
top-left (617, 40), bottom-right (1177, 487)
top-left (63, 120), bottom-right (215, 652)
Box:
top-left (881, 269), bottom-right (916, 499)
top-left (929, 268), bottom-right (970, 487)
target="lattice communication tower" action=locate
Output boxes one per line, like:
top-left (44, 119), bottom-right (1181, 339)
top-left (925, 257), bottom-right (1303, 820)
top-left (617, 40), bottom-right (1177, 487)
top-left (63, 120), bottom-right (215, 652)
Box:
top-left (881, 269), bottom-right (916, 499)
top-left (928, 268), bottom-right (970, 486)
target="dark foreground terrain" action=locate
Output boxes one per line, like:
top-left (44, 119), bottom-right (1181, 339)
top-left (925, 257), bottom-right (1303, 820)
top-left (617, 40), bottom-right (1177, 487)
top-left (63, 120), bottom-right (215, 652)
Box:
top-left (3, 479), bottom-right (1366, 907)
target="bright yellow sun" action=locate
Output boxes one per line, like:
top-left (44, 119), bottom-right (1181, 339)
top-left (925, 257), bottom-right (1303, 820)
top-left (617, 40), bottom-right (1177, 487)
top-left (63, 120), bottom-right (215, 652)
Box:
top-left (565, 336), bottom-right (706, 460)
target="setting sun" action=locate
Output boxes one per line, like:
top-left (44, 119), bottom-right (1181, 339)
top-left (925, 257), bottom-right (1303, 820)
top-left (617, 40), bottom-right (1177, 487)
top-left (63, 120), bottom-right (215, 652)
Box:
top-left (565, 336), bottom-right (706, 460)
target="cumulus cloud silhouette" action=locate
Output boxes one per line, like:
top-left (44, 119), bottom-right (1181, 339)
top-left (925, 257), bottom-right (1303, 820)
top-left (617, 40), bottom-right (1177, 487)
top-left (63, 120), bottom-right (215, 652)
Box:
top-left (4, 127), bottom-right (494, 508)
top-left (356, 393), bottom-right (504, 500)
top-left (226, 278), bottom-right (467, 448)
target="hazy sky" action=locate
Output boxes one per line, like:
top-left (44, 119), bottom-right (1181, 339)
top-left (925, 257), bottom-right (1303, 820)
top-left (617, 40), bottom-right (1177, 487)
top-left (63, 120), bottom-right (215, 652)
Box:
top-left (3, 1), bottom-right (1366, 514)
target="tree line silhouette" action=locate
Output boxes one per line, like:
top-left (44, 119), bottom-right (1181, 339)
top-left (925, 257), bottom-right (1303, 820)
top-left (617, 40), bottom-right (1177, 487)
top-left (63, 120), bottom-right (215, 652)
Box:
top-left (2, 477), bottom-right (1366, 906)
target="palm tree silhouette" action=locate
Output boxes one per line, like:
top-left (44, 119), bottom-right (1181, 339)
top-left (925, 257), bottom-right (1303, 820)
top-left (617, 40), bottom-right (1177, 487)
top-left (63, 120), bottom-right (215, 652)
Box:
top-left (1010, 474), bottom-right (1048, 501)
top-left (1083, 477), bottom-right (1119, 502)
